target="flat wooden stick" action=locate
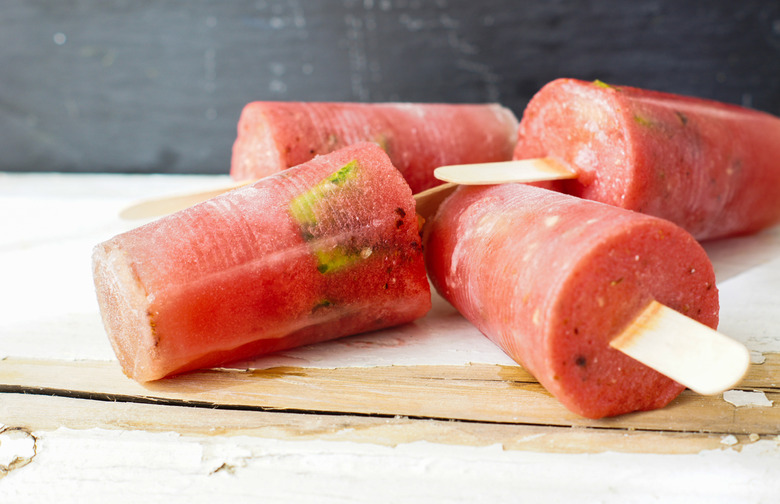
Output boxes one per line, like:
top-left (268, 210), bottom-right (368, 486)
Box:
top-left (121, 179), bottom-right (459, 223)
top-left (610, 300), bottom-right (750, 396)
top-left (119, 179), bottom-right (255, 220)
top-left (413, 182), bottom-right (457, 222)
top-left (120, 158), bottom-right (576, 221)
top-left (434, 157), bottom-right (576, 185)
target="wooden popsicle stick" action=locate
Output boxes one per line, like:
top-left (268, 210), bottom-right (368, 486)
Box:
top-left (120, 157), bottom-right (574, 221)
top-left (119, 178), bottom-right (457, 223)
top-left (610, 300), bottom-right (750, 396)
top-left (433, 157), bottom-right (576, 185)
top-left (119, 179), bottom-right (255, 220)
top-left (413, 182), bottom-right (458, 222)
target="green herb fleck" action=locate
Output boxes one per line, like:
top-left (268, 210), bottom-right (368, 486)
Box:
top-left (633, 114), bottom-right (653, 127)
top-left (593, 79), bottom-right (615, 90)
top-left (312, 299), bottom-right (333, 313)
top-left (288, 159), bottom-right (375, 275)
top-left (289, 160), bottom-right (360, 229)
top-left (314, 247), bottom-right (363, 274)
top-left (325, 159), bottom-right (359, 186)
top-left (290, 191), bottom-right (319, 228)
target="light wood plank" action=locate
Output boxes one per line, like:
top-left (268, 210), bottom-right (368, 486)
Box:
top-left (2, 357), bottom-right (778, 435)
top-left (1, 393), bottom-right (763, 455)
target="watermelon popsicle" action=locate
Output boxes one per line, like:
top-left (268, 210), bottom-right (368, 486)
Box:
top-left (424, 183), bottom-right (748, 419)
top-left (119, 102), bottom-right (517, 221)
top-left (231, 101), bottom-right (519, 193)
top-left (93, 142), bottom-right (431, 382)
top-left (436, 78), bottom-right (780, 241)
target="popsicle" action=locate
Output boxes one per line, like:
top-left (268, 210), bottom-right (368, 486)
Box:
top-left (424, 182), bottom-right (726, 419)
top-left (231, 101), bottom-right (519, 193)
top-left (436, 78), bottom-right (780, 241)
top-left (93, 142), bottom-right (431, 382)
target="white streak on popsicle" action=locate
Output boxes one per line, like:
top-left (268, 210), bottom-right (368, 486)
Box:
top-left (609, 300), bottom-right (750, 396)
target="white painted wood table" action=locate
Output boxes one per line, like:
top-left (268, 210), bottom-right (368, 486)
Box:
top-left (1, 172), bottom-right (779, 503)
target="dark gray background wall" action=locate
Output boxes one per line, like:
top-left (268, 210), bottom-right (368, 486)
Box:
top-left (2, 0), bottom-right (779, 174)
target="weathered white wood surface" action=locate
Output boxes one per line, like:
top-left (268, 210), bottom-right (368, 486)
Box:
top-left (1, 173), bottom-right (779, 503)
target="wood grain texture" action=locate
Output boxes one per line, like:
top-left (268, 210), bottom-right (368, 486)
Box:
top-left (2, 392), bottom-right (765, 455)
top-left (2, 356), bottom-right (778, 437)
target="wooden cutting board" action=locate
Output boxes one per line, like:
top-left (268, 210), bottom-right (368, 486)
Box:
top-left (2, 354), bottom-right (777, 455)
